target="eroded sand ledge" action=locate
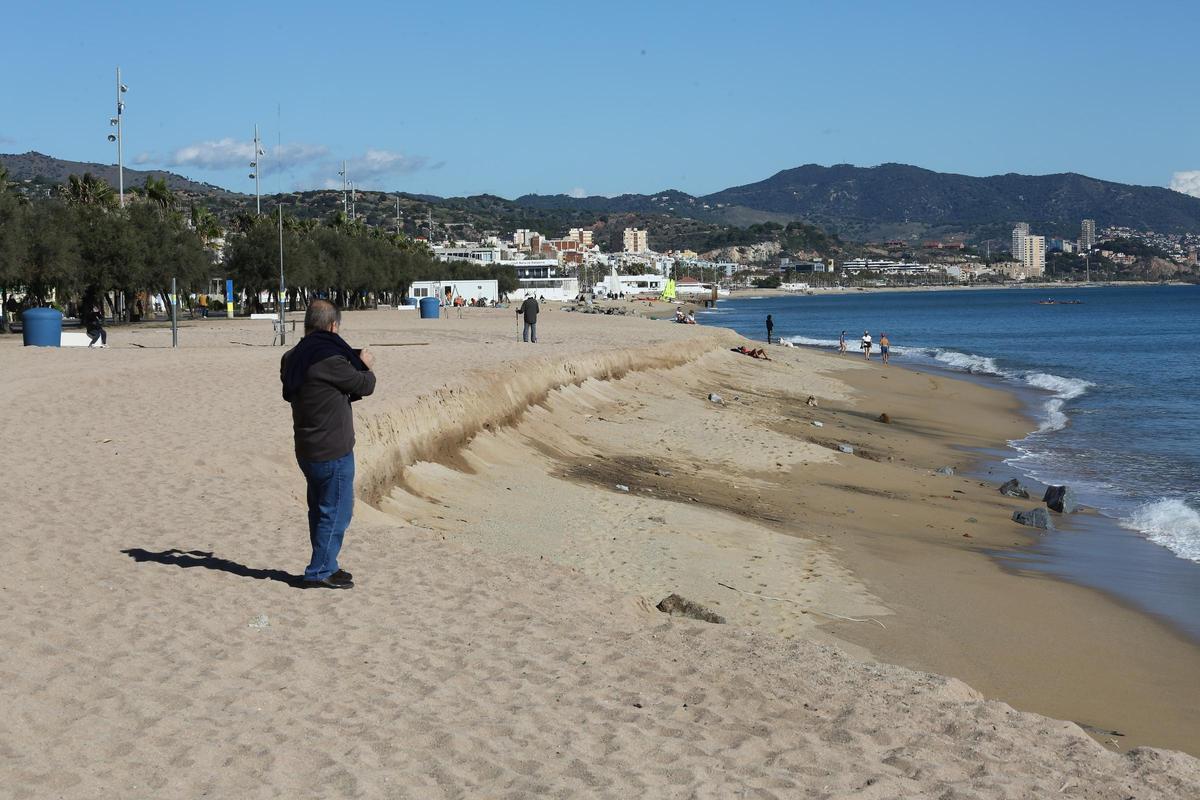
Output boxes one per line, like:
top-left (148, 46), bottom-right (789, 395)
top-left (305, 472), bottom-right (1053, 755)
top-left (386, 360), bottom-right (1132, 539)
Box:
top-left (1, 308), bottom-right (1197, 798)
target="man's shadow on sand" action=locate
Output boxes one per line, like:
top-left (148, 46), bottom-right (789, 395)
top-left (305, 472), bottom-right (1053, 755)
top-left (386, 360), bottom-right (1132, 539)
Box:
top-left (121, 548), bottom-right (302, 587)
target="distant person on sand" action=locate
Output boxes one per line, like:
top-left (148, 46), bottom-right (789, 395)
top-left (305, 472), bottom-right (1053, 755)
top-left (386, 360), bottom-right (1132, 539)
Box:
top-left (766, 314), bottom-right (774, 344)
top-left (86, 305), bottom-right (107, 348)
top-left (880, 333), bottom-right (891, 365)
top-left (518, 295), bottom-right (539, 342)
top-left (280, 300), bottom-right (376, 590)
top-left (839, 330), bottom-right (847, 354)
top-left (861, 330), bottom-right (872, 360)
top-left (685, 310), bottom-right (697, 325)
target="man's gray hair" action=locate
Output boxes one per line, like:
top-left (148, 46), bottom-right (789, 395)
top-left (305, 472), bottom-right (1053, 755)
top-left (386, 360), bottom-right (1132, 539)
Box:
top-left (304, 299), bottom-right (341, 334)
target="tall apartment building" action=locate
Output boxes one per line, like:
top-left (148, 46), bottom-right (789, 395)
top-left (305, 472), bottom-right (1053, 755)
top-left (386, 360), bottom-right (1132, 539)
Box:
top-left (1022, 235), bottom-right (1046, 277)
top-left (1011, 222), bottom-right (1030, 262)
top-left (1081, 219), bottom-right (1096, 251)
top-left (623, 227), bottom-right (649, 253)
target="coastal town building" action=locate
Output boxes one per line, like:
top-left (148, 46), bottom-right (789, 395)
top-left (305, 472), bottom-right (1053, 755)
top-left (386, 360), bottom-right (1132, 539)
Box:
top-left (567, 228), bottom-right (594, 246)
top-left (622, 228), bottom-right (649, 253)
top-left (1022, 235), bottom-right (1046, 277)
top-left (1011, 223), bottom-right (1030, 262)
top-left (1081, 219), bottom-right (1096, 251)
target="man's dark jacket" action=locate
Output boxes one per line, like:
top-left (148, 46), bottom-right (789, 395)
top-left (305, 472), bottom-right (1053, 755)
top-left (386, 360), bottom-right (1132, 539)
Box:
top-left (280, 331), bottom-right (376, 462)
top-left (520, 297), bottom-right (539, 323)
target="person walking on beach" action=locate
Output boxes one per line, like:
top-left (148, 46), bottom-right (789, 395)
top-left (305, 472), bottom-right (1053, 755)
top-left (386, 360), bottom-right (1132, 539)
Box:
top-left (839, 330), bottom-right (847, 354)
top-left (86, 304), bottom-right (107, 347)
top-left (766, 314), bottom-right (774, 344)
top-left (861, 330), bottom-right (872, 360)
top-left (518, 295), bottom-right (539, 343)
top-left (280, 300), bottom-right (376, 589)
top-left (879, 332), bottom-right (891, 366)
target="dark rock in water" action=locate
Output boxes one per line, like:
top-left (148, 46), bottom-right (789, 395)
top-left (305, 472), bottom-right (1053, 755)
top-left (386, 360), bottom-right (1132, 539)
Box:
top-left (1012, 507), bottom-right (1054, 530)
top-left (999, 478), bottom-right (1031, 498)
top-left (656, 594), bottom-right (726, 624)
top-left (877, 413), bottom-right (891, 424)
top-left (1043, 485), bottom-right (1078, 514)
top-left (935, 466), bottom-right (955, 476)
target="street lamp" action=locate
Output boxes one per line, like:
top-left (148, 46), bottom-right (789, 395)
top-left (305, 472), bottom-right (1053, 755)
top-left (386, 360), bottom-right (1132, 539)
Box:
top-left (248, 124), bottom-right (266, 215)
top-left (109, 67), bottom-right (128, 207)
top-left (337, 161), bottom-right (348, 217)
top-left (349, 181), bottom-right (357, 221)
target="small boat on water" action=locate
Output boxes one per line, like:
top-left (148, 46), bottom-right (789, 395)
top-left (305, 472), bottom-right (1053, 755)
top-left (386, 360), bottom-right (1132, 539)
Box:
top-left (1037, 299), bottom-right (1083, 305)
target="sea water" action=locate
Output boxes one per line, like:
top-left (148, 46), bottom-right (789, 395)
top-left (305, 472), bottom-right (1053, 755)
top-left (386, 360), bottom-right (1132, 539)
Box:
top-left (701, 285), bottom-right (1200, 634)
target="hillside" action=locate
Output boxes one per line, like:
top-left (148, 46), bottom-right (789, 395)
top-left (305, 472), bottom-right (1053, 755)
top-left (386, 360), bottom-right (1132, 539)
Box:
top-left (7, 151), bottom-right (1200, 247)
top-left (0, 151), bottom-right (238, 198)
top-left (511, 164), bottom-right (1200, 240)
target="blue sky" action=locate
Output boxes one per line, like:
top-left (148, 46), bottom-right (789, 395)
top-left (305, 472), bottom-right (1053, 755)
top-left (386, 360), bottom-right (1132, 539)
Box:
top-left (4, 0), bottom-right (1199, 198)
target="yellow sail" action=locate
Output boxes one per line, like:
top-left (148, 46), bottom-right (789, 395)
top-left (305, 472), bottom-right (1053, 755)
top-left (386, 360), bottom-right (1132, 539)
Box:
top-left (660, 279), bottom-right (676, 301)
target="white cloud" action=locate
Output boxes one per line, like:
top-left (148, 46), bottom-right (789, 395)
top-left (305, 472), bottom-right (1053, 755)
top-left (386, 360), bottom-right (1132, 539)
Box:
top-left (567, 187), bottom-right (587, 198)
top-left (312, 148), bottom-right (433, 188)
top-left (137, 138), bottom-right (328, 174)
top-left (1169, 171), bottom-right (1200, 198)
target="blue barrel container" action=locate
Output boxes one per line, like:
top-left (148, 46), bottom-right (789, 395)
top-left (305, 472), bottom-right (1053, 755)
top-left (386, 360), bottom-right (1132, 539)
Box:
top-left (418, 296), bottom-right (440, 319)
top-left (22, 307), bottom-right (63, 347)
top-left (407, 297), bottom-right (420, 308)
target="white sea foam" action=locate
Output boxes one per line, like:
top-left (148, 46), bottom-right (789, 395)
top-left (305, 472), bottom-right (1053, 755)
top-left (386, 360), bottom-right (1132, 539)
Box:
top-left (783, 338), bottom-right (1093, 433)
top-left (1120, 498), bottom-right (1200, 563)
top-left (931, 349), bottom-right (1002, 375)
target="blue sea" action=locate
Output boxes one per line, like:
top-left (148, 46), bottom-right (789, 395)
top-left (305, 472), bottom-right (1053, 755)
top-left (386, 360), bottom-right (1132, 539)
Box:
top-left (700, 285), bottom-right (1200, 636)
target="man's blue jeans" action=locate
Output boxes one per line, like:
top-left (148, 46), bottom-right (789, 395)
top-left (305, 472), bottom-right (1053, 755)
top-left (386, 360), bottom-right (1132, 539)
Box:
top-left (523, 321), bottom-right (537, 343)
top-left (297, 451), bottom-right (355, 581)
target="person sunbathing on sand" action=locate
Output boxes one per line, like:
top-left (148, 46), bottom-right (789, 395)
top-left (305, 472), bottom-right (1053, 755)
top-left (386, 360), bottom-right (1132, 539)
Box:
top-left (732, 346), bottom-right (771, 360)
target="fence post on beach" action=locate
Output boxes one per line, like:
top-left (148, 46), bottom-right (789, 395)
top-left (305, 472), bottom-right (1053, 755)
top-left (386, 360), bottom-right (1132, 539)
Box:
top-left (171, 276), bottom-right (178, 349)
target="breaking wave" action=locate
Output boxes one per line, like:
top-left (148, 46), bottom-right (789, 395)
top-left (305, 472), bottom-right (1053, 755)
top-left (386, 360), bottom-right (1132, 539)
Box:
top-left (782, 336), bottom-right (1092, 433)
top-left (1121, 499), bottom-right (1200, 563)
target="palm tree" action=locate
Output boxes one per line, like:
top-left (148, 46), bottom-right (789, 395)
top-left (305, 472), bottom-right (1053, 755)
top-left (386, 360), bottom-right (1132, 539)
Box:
top-left (143, 176), bottom-right (174, 213)
top-left (189, 204), bottom-right (222, 245)
top-left (60, 173), bottom-right (117, 208)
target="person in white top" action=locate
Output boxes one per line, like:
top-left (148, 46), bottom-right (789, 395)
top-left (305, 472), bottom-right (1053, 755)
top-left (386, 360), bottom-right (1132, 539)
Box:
top-left (861, 330), bottom-right (872, 360)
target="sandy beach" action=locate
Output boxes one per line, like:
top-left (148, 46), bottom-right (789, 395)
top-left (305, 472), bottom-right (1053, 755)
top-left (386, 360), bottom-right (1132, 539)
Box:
top-left (2, 307), bottom-right (1198, 798)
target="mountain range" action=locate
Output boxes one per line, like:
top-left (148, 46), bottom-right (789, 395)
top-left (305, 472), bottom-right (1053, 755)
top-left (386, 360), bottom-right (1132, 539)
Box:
top-left (5, 151), bottom-right (1200, 243)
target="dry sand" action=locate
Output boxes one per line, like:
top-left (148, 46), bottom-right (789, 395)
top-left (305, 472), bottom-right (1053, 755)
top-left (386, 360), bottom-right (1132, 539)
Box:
top-left (1, 307), bottom-right (1197, 798)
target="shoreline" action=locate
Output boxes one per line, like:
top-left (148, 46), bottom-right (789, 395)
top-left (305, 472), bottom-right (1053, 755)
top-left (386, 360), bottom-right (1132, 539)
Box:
top-left (3, 309), bottom-right (1198, 796)
top-left (730, 280), bottom-right (1189, 299)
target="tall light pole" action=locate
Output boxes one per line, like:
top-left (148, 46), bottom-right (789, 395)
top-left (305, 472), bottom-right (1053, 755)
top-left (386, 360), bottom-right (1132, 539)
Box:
top-left (350, 181), bottom-right (356, 221)
top-left (395, 195), bottom-right (401, 235)
top-left (338, 161), bottom-right (348, 217)
top-left (248, 124), bottom-right (265, 215)
top-left (278, 204), bottom-right (287, 346)
top-left (108, 67), bottom-right (128, 207)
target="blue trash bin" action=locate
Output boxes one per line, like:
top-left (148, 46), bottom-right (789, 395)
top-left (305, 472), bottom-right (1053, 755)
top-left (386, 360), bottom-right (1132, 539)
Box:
top-left (22, 307), bottom-right (63, 347)
top-left (407, 297), bottom-right (420, 308)
top-left (418, 296), bottom-right (440, 319)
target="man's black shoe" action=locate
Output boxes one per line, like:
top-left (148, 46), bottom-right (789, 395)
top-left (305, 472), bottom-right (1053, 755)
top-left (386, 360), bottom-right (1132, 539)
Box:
top-left (301, 576), bottom-right (354, 589)
top-left (331, 569), bottom-right (353, 582)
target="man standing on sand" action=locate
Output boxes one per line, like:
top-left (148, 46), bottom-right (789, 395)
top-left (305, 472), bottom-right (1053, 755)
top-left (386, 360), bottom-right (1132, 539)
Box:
top-left (280, 300), bottom-right (376, 589)
top-left (518, 295), bottom-right (539, 343)
top-left (766, 314), bottom-right (774, 344)
top-left (880, 332), bottom-right (891, 366)
top-left (861, 330), bottom-right (872, 360)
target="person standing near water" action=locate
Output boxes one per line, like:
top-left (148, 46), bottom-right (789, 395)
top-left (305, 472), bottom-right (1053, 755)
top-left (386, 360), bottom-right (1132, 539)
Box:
top-left (861, 330), bottom-right (872, 360)
top-left (880, 332), bottom-right (891, 366)
top-left (839, 330), bottom-right (847, 354)
top-left (766, 314), bottom-right (774, 344)
top-left (518, 295), bottom-right (540, 343)
top-left (280, 300), bottom-right (376, 589)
